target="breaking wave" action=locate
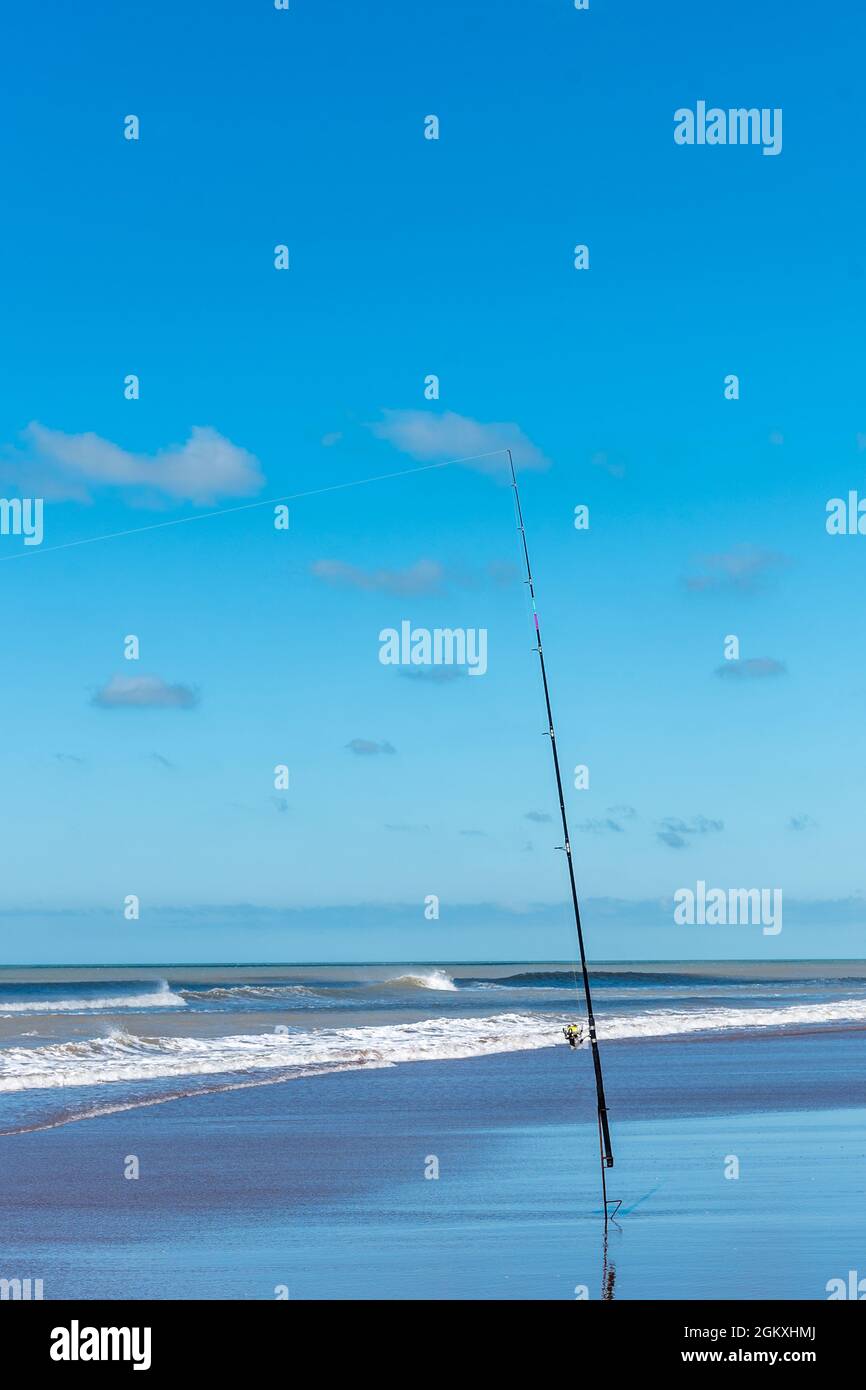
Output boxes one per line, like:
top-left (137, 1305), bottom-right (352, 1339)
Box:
top-left (3, 996), bottom-right (866, 1097)
top-left (380, 970), bottom-right (457, 991)
top-left (0, 980), bottom-right (186, 1015)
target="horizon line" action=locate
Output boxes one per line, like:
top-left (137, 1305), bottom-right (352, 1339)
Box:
top-left (1, 957), bottom-right (865, 969)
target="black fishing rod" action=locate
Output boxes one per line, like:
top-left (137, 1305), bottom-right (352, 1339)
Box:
top-left (507, 449), bottom-right (617, 1225)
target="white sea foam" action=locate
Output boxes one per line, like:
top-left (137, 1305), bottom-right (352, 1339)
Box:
top-left (2, 997), bottom-right (865, 1095)
top-left (600, 997), bottom-right (866, 1039)
top-left (0, 981), bottom-right (186, 1015)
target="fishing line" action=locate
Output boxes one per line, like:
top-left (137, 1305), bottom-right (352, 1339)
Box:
top-left (0, 449), bottom-right (508, 563)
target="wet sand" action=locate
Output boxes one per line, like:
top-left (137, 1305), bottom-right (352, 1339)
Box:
top-left (0, 1030), bottom-right (862, 1299)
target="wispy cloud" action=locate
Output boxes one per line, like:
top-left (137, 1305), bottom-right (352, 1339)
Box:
top-left (2, 423), bottom-right (264, 505)
top-left (684, 546), bottom-right (789, 594)
top-left (525, 810), bottom-right (552, 824)
top-left (715, 658), bottom-right (787, 679)
top-left (369, 409), bottom-right (549, 474)
top-left (590, 449), bottom-right (626, 479)
top-left (788, 814), bottom-right (817, 831)
top-left (92, 676), bottom-right (199, 709)
top-left (54, 752), bottom-right (85, 765)
top-left (385, 822), bottom-right (430, 834)
top-left (311, 557), bottom-right (519, 595)
top-left (576, 818), bottom-right (625, 834)
top-left (575, 806), bottom-right (638, 834)
top-left (397, 667), bottom-right (467, 684)
top-left (312, 558), bottom-right (445, 596)
top-left (656, 815), bottom-right (723, 849)
top-left (346, 738), bottom-right (396, 756)
top-left (150, 752), bottom-right (177, 770)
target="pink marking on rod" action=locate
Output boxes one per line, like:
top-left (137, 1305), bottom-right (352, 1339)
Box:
top-left (534, 614), bottom-right (539, 630)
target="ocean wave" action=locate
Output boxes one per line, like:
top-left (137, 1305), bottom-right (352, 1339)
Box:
top-left (0, 981), bottom-right (186, 1015)
top-left (495, 969), bottom-right (761, 987)
top-left (379, 970), bottom-right (458, 991)
top-left (3, 996), bottom-right (866, 1094)
top-left (496, 969), bottom-right (866, 990)
top-left (179, 985), bottom-right (318, 1001)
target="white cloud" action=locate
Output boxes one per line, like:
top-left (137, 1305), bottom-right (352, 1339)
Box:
top-left (369, 410), bottom-right (549, 474)
top-left (4, 423), bottom-right (264, 505)
top-left (92, 676), bottom-right (199, 709)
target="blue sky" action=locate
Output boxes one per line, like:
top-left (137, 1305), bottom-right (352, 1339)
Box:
top-left (1, 0), bottom-right (865, 963)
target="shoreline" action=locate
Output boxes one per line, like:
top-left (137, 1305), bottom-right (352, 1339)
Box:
top-left (1, 1039), bottom-right (863, 1299)
top-left (2, 1021), bottom-right (866, 1136)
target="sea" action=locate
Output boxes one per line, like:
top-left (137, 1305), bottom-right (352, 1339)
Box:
top-left (0, 961), bottom-right (863, 1299)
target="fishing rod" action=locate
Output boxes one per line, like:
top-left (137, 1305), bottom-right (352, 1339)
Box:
top-left (507, 449), bottom-right (618, 1226)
